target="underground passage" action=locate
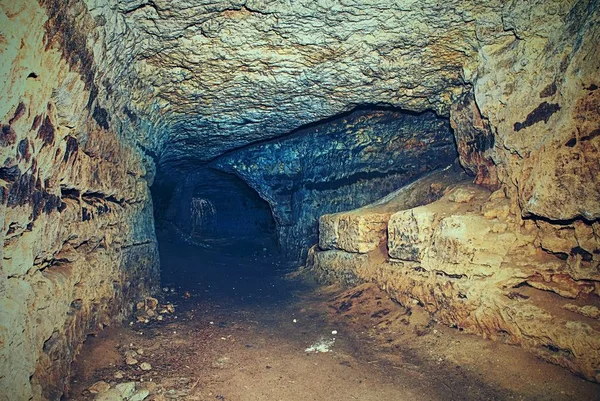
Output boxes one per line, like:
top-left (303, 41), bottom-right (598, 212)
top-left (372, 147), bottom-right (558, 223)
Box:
top-left (1, 1), bottom-right (600, 400)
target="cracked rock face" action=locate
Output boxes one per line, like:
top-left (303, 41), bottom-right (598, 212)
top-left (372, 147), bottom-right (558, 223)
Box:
top-left (1, 1), bottom-right (159, 400)
top-left (84, 0), bottom-right (484, 167)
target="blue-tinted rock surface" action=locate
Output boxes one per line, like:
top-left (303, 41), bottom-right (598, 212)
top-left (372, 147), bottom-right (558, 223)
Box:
top-left (153, 168), bottom-right (276, 245)
top-left (212, 108), bottom-right (457, 259)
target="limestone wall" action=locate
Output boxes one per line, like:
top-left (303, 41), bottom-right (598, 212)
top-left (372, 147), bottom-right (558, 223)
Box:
top-left (309, 172), bottom-right (600, 382)
top-left (0, 2), bottom-right (159, 400)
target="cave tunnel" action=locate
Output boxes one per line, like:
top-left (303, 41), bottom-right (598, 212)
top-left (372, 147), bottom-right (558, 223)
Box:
top-left (1, 1), bottom-right (600, 401)
top-left (151, 105), bottom-right (458, 292)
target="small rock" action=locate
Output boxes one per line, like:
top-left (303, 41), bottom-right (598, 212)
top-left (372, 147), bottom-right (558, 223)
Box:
top-left (125, 354), bottom-right (138, 365)
top-left (140, 362), bottom-right (152, 371)
top-left (448, 188), bottom-right (475, 203)
top-left (115, 382), bottom-right (136, 398)
top-left (137, 348), bottom-right (144, 355)
top-left (114, 371), bottom-right (124, 379)
top-left (129, 389), bottom-right (150, 401)
top-left (145, 297), bottom-right (159, 310)
top-left (331, 330), bottom-right (338, 335)
top-left (95, 382), bottom-right (136, 401)
top-left (157, 315), bottom-right (164, 321)
top-left (88, 380), bottom-right (111, 394)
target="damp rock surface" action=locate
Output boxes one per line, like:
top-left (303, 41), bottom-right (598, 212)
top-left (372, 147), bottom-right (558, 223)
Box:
top-left (213, 108), bottom-right (457, 259)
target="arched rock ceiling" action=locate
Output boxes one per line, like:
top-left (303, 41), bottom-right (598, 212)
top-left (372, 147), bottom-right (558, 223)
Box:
top-left (84, 0), bottom-right (507, 168)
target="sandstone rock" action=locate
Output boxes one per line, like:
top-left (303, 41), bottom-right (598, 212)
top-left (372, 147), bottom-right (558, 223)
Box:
top-left (563, 304), bottom-right (600, 321)
top-left (319, 212), bottom-right (390, 254)
top-left (129, 389), bottom-right (150, 401)
top-left (0, 2), bottom-right (160, 399)
top-left (88, 381), bottom-right (111, 394)
top-left (447, 187), bottom-right (477, 204)
top-left (388, 208), bottom-right (437, 262)
top-left (310, 181), bottom-right (600, 381)
top-left (318, 167), bottom-right (469, 257)
top-left (125, 351), bottom-right (139, 366)
top-left (95, 382), bottom-right (137, 401)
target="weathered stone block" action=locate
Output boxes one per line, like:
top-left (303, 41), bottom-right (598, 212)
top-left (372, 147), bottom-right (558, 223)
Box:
top-left (388, 207), bottom-right (437, 262)
top-left (319, 212), bottom-right (390, 254)
top-left (424, 214), bottom-right (516, 277)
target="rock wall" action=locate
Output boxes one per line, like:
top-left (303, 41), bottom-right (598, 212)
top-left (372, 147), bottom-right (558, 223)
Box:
top-left (0, 2), bottom-right (159, 400)
top-left (309, 171), bottom-right (600, 382)
top-left (307, 3), bottom-right (600, 379)
top-left (213, 108), bottom-right (457, 260)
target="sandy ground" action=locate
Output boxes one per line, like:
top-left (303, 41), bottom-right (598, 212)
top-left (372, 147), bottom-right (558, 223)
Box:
top-left (67, 238), bottom-right (600, 401)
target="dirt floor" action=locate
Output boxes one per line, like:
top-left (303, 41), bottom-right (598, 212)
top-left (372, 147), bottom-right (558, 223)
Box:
top-left (67, 238), bottom-right (600, 401)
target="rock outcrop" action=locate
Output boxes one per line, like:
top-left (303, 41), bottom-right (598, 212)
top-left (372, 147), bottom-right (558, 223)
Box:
top-left (213, 108), bottom-right (457, 259)
top-left (1, 2), bottom-right (159, 400)
top-left (309, 170), bottom-right (600, 382)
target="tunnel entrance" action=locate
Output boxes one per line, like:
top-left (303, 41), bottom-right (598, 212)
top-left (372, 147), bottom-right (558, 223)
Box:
top-left (153, 168), bottom-right (277, 246)
top-left (151, 167), bottom-right (286, 296)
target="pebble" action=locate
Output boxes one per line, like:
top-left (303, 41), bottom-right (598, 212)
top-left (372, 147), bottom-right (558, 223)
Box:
top-left (140, 362), bottom-right (152, 371)
top-left (114, 371), bottom-right (124, 379)
top-left (293, 319), bottom-right (297, 323)
top-left (129, 389), bottom-right (150, 401)
top-left (88, 380), bottom-right (110, 394)
top-left (125, 354), bottom-right (138, 366)
top-left (331, 330), bottom-right (338, 335)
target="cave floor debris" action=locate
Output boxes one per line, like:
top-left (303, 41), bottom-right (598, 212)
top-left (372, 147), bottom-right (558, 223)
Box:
top-left (68, 239), bottom-right (600, 401)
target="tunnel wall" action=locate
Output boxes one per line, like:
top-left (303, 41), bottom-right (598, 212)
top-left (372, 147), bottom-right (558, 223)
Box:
top-left (309, 1), bottom-right (600, 382)
top-left (213, 109), bottom-right (457, 260)
top-left (0, 2), bottom-right (159, 400)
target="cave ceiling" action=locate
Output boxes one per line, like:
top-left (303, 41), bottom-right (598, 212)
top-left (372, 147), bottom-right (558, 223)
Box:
top-left (83, 0), bottom-right (506, 169)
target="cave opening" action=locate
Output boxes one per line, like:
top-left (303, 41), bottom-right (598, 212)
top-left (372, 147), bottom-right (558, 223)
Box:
top-left (151, 167), bottom-right (287, 299)
top-left (150, 105), bottom-right (458, 295)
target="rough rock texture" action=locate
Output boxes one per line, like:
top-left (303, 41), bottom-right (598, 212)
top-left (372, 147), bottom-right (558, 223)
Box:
top-left (87, 0), bottom-right (479, 168)
top-left (0, 2), bottom-right (159, 400)
top-left (213, 108), bottom-right (457, 259)
top-left (2, 0), bottom-right (600, 397)
top-left (309, 172), bottom-right (600, 382)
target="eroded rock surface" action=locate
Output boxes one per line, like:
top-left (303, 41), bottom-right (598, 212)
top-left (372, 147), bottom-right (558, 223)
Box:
top-left (213, 108), bottom-right (456, 259)
top-left (1, 2), bottom-right (158, 400)
top-left (310, 172), bottom-right (600, 382)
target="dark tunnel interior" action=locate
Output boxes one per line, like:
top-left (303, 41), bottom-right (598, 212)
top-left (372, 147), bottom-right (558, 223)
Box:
top-left (150, 106), bottom-right (458, 287)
